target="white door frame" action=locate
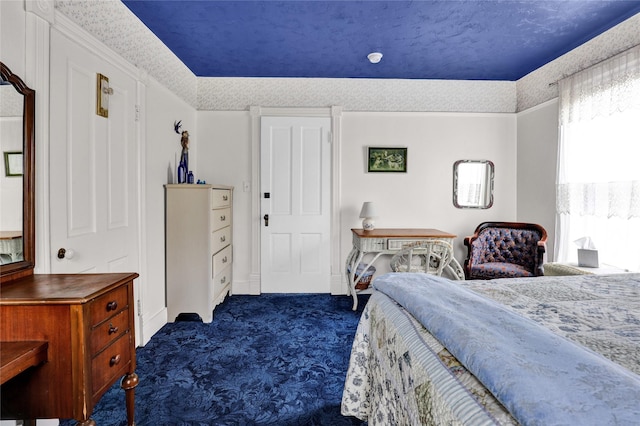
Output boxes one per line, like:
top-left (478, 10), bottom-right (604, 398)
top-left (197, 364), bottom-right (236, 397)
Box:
top-left (248, 106), bottom-right (344, 295)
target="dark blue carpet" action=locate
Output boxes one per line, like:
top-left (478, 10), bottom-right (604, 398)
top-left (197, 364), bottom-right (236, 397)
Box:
top-left (61, 294), bottom-right (368, 425)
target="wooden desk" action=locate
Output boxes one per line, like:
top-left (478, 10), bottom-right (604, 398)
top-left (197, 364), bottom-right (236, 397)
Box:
top-left (0, 273), bottom-right (139, 425)
top-left (346, 228), bottom-right (464, 310)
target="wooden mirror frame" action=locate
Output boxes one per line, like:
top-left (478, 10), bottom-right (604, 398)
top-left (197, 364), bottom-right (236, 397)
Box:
top-left (0, 61), bottom-right (36, 282)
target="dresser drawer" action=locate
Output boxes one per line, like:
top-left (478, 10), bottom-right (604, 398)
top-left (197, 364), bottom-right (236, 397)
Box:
top-left (214, 265), bottom-right (232, 291)
top-left (91, 333), bottom-right (131, 397)
top-left (212, 245), bottom-right (232, 277)
top-left (211, 207), bottom-right (231, 230)
top-left (90, 308), bottom-right (129, 355)
top-left (353, 234), bottom-right (386, 251)
top-left (211, 189), bottom-right (231, 209)
top-left (90, 285), bottom-right (129, 327)
top-left (212, 226), bottom-right (232, 254)
top-left (213, 265), bottom-right (232, 301)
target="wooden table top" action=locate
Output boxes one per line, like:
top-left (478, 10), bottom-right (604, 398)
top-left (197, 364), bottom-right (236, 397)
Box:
top-left (0, 273), bottom-right (139, 304)
top-left (351, 228), bottom-right (457, 239)
top-left (0, 231), bottom-right (22, 240)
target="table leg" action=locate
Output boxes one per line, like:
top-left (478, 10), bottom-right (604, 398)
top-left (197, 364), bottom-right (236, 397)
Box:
top-left (121, 372), bottom-right (139, 425)
top-left (348, 251), bottom-right (365, 310)
top-left (348, 251), bottom-right (388, 311)
top-left (344, 247), bottom-right (359, 297)
top-left (446, 258), bottom-right (465, 280)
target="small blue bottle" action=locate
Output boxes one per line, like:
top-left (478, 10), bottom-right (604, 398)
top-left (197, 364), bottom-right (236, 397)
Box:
top-left (187, 171), bottom-right (194, 184)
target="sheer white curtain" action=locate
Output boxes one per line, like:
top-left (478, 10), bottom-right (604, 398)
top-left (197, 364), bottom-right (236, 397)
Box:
top-left (556, 45), bottom-right (640, 271)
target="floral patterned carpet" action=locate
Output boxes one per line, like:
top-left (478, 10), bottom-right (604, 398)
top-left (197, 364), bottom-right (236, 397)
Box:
top-left (61, 293), bottom-right (368, 425)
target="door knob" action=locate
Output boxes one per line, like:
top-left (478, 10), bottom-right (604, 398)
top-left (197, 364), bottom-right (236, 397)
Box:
top-left (57, 248), bottom-right (75, 259)
top-left (264, 214), bottom-right (269, 226)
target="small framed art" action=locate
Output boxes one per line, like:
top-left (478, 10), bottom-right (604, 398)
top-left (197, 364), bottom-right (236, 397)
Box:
top-left (4, 151), bottom-right (23, 177)
top-left (367, 147), bottom-right (407, 173)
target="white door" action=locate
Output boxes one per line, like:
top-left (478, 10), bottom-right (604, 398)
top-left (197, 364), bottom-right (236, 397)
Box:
top-left (260, 116), bottom-right (331, 293)
top-left (49, 30), bottom-right (140, 322)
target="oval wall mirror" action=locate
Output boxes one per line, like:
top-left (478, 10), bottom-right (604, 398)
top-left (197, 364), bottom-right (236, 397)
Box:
top-left (453, 159), bottom-right (494, 209)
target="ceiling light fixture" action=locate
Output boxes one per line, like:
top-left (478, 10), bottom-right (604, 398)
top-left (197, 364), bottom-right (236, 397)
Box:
top-left (367, 52), bottom-right (383, 64)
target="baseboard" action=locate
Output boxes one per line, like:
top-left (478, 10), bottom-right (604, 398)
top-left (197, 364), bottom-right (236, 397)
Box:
top-left (331, 273), bottom-right (347, 295)
top-left (232, 278), bottom-right (261, 295)
top-left (233, 276), bottom-right (347, 295)
top-left (140, 307), bottom-right (168, 346)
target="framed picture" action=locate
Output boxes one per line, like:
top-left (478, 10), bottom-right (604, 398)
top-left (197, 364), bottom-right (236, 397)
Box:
top-left (367, 147), bottom-right (407, 173)
top-left (4, 151), bottom-right (23, 177)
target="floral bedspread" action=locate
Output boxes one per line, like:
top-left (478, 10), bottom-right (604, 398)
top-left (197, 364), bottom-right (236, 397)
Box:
top-left (460, 273), bottom-right (640, 376)
top-left (341, 291), bottom-right (518, 425)
top-left (341, 272), bottom-right (640, 425)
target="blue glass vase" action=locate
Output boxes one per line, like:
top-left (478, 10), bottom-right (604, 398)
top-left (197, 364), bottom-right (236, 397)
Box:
top-left (177, 162), bottom-right (186, 184)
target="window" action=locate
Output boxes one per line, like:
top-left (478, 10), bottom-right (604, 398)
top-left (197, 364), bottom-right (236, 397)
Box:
top-left (556, 45), bottom-right (640, 271)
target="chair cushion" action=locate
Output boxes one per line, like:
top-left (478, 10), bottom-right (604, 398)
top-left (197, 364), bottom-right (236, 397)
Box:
top-left (468, 262), bottom-right (535, 279)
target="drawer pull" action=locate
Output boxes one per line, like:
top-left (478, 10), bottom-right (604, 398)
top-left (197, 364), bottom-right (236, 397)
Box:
top-left (223, 195), bottom-right (228, 201)
top-left (110, 354), bottom-right (121, 367)
top-left (106, 301), bottom-right (118, 311)
top-left (220, 236), bottom-right (226, 242)
top-left (108, 324), bottom-right (119, 335)
top-left (220, 277), bottom-right (226, 284)
top-left (222, 256), bottom-right (228, 263)
top-left (220, 215), bottom-right (226, 221)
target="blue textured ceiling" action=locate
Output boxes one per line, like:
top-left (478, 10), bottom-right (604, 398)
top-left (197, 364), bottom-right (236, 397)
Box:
top-left (122, 1), bottom-right (640, 81)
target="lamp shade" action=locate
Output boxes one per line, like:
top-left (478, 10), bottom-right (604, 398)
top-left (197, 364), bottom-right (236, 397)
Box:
top-left (359, 202), bottom-right (377, 218)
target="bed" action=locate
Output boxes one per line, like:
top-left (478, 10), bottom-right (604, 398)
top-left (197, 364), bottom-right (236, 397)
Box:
top-left (341, 272), bottom-right (640, 425)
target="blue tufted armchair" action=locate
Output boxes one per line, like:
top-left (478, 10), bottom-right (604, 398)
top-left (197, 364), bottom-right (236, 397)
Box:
top-left (463, 222), bottom-right (547, 280)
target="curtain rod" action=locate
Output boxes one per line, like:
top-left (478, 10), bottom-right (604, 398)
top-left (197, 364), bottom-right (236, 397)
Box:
top-left (547, 43), bottom-right (640, 88)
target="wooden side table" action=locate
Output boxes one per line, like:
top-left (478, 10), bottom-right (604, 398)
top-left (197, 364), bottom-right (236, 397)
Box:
top-left (345, 228), bottom-right (464, 310)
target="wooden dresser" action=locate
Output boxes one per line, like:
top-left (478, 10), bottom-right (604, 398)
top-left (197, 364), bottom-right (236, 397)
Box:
top-left (165, 184), bottom-right (233, 323)
top-left (0, 273), bottom-right (139, 425)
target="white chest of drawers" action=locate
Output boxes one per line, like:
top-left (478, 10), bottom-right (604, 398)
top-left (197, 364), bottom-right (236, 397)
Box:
top-left (165, 184), bottom-right (233, 322)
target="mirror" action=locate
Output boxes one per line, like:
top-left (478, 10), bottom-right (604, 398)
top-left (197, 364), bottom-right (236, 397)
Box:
top-left (453, 160), bottom-right (494, 209)
top-left (0, 62), bottom-right (35, 282)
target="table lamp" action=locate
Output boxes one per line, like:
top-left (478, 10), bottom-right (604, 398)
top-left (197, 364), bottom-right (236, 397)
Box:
top-left (359, 202), bottom-right (377, 231)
